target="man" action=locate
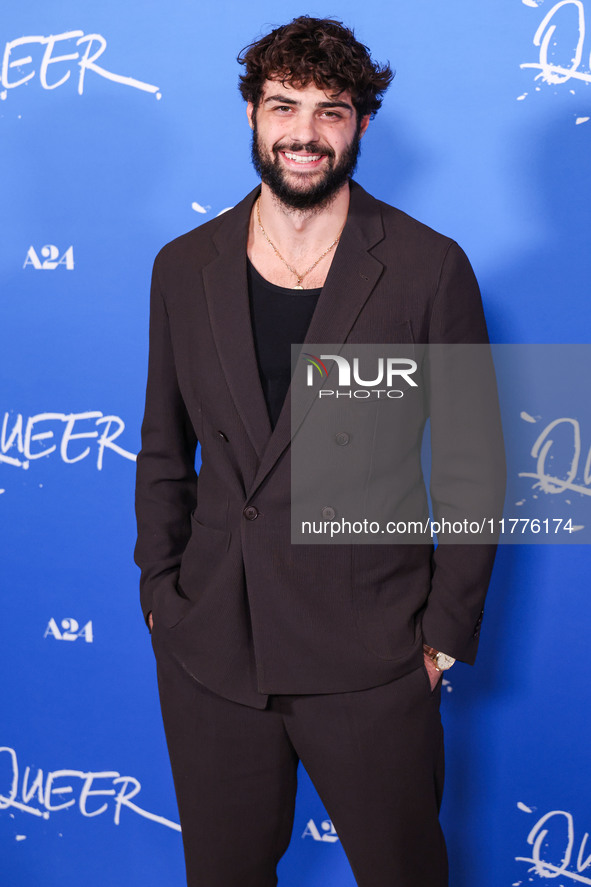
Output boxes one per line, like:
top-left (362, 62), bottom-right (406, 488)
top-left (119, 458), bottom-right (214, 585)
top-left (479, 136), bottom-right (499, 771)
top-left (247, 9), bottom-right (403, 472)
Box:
top-left (135, 16), bottom-right (502, 887)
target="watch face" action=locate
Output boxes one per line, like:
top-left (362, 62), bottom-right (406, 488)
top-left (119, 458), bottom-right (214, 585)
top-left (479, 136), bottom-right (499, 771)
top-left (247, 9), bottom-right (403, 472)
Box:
top-left (435, 652), bottom-right (456, 671)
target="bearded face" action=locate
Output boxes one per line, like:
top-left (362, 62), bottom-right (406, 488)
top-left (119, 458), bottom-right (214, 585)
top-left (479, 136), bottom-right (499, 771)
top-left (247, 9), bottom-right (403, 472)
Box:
top-left (249, 82), bottom-right (365, 211)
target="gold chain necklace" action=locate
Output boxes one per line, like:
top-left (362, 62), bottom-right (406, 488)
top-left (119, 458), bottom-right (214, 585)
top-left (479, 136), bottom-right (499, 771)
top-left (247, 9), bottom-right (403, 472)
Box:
top-left (256, 197), bottom-right (342, 290)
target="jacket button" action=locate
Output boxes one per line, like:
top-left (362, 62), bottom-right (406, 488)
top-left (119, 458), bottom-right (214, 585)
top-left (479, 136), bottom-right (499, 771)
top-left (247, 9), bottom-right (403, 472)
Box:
top-left (321, 505), bottom-right (336, 520)
top-left (217, 430), bottom-right (228, 441)
top-left (335, 431), bottom-right (350, 446)
top-left (243, 505), bottom-right (259, 520)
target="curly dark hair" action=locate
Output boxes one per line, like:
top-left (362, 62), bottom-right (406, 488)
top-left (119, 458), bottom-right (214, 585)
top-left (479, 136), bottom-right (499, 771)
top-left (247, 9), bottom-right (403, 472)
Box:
top-left (237, 16), bottom-right (394, 119)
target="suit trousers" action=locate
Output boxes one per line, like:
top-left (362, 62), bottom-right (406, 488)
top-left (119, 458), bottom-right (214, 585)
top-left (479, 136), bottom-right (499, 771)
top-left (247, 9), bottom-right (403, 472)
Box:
top-left (152, 630), bottom-right (448, 887)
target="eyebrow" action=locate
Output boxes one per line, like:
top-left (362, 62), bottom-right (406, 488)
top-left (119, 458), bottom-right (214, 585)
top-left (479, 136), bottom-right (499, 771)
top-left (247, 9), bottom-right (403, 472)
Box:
top-left (263, 94), bottom-right (354, 112)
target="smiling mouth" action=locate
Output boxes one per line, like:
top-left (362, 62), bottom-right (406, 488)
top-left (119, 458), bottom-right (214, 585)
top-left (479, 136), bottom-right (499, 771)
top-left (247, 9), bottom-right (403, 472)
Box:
top-left (279, 150), bottom-right (327, 167)
top-left (283, 152), bottom-right (323, 163)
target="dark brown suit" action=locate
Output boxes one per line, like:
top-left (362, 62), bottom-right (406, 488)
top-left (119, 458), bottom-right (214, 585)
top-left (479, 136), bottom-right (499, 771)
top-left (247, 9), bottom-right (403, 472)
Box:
top-left (134, 180), bottom-right (505, 885)
top-left (135, 179), bottom-right (500, 709)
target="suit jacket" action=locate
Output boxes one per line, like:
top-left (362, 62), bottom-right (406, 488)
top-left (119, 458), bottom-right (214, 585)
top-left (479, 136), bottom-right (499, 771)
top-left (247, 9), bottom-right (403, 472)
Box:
top-left (134, 180), bottom-right (504, 709)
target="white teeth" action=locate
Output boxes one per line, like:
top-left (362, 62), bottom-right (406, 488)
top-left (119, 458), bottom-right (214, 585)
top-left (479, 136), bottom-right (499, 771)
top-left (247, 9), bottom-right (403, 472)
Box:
top-left (284, 152), bottom-right (322, 163)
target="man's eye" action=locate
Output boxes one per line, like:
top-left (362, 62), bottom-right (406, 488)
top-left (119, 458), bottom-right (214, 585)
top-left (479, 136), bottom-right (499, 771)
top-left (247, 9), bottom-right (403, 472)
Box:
top-left (322, 111), bottom-right (342, 119)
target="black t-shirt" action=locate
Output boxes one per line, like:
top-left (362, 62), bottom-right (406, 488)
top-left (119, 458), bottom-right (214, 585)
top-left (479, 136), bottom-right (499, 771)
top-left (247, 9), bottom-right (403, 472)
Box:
top-left (247, 258), bottom-right (321, 429)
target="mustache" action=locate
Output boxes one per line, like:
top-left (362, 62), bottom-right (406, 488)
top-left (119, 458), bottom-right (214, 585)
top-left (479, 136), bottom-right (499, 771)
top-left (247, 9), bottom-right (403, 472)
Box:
top-left (273, 142), bottom-right (335, 159)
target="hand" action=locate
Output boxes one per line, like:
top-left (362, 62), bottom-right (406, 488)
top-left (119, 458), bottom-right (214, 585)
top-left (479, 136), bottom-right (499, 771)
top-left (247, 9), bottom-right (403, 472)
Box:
top-left (148, 611), bottom-right (153, 632)
top-left (423, 649), bottom-right (442, 691)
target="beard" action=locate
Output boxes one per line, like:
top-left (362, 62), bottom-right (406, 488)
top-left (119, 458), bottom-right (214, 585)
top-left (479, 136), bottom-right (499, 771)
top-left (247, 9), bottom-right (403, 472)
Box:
top-left (250, 118), bottom-right (362, 211)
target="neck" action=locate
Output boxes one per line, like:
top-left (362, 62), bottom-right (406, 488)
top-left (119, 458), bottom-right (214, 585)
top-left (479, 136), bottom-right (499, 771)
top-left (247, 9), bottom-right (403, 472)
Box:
top-left (257, 180), bottom-right (350, 246)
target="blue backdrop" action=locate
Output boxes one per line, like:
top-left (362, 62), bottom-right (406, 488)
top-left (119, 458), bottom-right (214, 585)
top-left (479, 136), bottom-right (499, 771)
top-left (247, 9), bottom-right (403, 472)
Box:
top-left (1, 2), bottom-right (590, 885)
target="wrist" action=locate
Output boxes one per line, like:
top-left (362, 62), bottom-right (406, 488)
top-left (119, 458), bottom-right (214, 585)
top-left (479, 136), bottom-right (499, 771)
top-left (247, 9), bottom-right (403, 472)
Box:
top-left (423, 644), bottom-right (456, 672)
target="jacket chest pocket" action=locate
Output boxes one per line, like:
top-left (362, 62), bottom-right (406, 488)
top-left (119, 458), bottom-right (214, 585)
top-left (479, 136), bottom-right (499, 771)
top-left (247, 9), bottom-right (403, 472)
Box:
top-left (345, 318), bottom-right (415, 346)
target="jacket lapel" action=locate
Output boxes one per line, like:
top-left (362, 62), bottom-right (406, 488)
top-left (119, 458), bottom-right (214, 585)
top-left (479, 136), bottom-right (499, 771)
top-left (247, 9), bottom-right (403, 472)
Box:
top-left (202, 186), bottom-right (272, 460)
top-left (249, 181), bottom-right (385, 498)
top-left (202, 180), bottom-right (386, 495)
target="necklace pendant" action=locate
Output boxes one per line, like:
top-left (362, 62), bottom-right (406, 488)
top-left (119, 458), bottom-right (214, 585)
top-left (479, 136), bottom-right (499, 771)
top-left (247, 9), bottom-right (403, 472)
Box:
top-left (293, 284), bottom-right (304, 290)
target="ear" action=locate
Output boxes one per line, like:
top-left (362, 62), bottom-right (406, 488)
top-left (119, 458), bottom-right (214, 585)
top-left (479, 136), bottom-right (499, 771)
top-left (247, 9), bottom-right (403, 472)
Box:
top-left (358, 114), bottom-right (371, 138)
top-left (246, 102), bottom-right (255, 131)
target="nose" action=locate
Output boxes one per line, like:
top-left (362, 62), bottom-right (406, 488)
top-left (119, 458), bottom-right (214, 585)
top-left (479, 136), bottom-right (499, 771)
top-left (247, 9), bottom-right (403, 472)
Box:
top-left (289, 112), bottom-right (321, 147)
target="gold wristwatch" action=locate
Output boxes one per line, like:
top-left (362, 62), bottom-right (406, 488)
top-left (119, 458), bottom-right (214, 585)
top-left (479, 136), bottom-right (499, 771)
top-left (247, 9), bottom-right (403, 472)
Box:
top-left (423, 644), bottom-right (456, 672)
